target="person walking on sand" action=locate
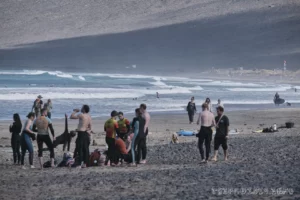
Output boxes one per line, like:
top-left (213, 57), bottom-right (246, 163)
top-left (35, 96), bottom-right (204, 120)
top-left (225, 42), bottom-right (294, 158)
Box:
top-left (216, 99), bottom-right (223, 108)
top-left (20, 112), bottom-right (36, 169)
top-left (205, 98), bottom-right (212, 112)
top-left (186, 97), bottom-right (197, 124)
top-left (44, 99), bottom-right (53, 119)
top-left (212, 106), bottom-right (229, 161)
top-left (131, 108), bottom-right (146, 166)
top-left (197, 103), bottom-right (216, 163)
top-left (138, 104), bottom-right (150, 164)
top-left (33, 109), bottom-right (56, 169)
top-left (117, 112), bottom-right (131, 141)
top-left (70, 105), bottom-right (92, 168)
top-left (32, 95), bottom-right (43, 117)
top-left (9, 113), bottom-right (22, 165)
top-left (104, 110), bottom-right (119, 166)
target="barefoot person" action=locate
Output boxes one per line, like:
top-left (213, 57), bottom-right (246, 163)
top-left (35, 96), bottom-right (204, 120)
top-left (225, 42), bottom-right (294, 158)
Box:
top-left (212, 106), bottom-right (229, 161)
top-left (139, 104), bottom-right (150, 164)
top-left (32, 95), bottom-right (43, 118)
top-left (117, 112), bottom-right (131, 141)
top-left (131, 108), bottom-right (145, 166)
top-left (197, 103), bottom-right (216, 163)
top-left (205, 98), bottom-right (212, 112)
top-left (33, 109), bottom-right (55, 169)
top-left (186, 97), bottom-right (197, 124)
top-left (70, 105), bottom-right (92, 168)
top-left (104, 110), bottom-right (119, 166)
top-left (9, 113), bottom-right (22, 165)
top-left (44, 99), bottom-right (53, 119)
top-left (20, 112), bottom-right (36, 169)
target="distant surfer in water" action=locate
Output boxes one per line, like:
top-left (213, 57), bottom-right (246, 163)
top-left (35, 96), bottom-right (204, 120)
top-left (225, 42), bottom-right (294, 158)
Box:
top-left (186, 97), bottom-right (197, 124)
top-left (274, 92), bottom-right (279, 100)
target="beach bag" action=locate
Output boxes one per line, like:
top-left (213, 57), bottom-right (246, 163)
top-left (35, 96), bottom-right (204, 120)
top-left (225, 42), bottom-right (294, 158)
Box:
top-left (43, 160), bottom-right (57, 168)
top-left (89, 149), bottom-right (102, 166)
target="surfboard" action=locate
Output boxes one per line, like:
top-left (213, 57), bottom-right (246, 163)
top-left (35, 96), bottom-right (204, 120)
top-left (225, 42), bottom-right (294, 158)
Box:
top-left (274, 98), bottom-right (285, 105)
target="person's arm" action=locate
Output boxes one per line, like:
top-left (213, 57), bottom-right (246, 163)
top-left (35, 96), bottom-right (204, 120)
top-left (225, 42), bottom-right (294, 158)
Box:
top-left (211, 114), bottom-right (216, 127)
top-left (47, 118), bottom-right (55, 138)
top-left (186, 102), bottom-right (190, 111)
top-left (194, 103), bottom-right (197, 112)
top-left (134, 121), bottom-right (139, 137)
top-left (64, 114), bottom-right (68, 133)
top-left (115, 121), bottom-right (120, 135)
top-left (144, 113), bottom-right (150, 133)
top-left (104, 123), bottom-right (106, 132)
top-left (70, 111), bottom-right (81, 119)
top-left (49, 124), bottom-right (55, 138)
top-left (226, 117), bottom-right (230, 138)
top-left (126, 140), bottom-right (132, 153)
top-left (196, 113), bottom-right (201, 125)
top-left (126, 119), bottom-right (131, 134)
top-left (25, 120), bottom-right (35, 135)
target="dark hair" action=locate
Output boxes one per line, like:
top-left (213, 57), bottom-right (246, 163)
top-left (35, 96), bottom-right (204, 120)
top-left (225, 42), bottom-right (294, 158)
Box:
top-left (202, 103), bottom-right (209, 109)
top-left (13, 113), bottom-right (22, 126)
top-left (82, 105), bottom-right (90, 113)
top-left (217, 106), bottom-right (224, 112)
top-left (135, 108), bottom-right (142, 116)
top-left (191, 96), bottom-right (194, 100)
top-left (26, 112), bottom-right (35, 119)
top-left (118, 112), bottom-right (124, 116)
top-left (41, 108), bottom-right (47, 114)
top-left (140, 104), bottom-right (147, 110)
top-left (206, 98), bottom-right (210, 102)
top-left (111, 110), bottom-right (118, 117)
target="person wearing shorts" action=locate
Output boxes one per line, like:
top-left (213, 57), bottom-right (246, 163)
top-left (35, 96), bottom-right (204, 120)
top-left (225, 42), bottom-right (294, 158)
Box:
top-left (212, 106), bottom-right (229, 161)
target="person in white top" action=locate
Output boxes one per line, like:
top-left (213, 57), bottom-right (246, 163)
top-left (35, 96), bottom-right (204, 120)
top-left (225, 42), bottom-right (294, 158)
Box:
top-left (197, 103), bottom-right (216, 163)
top-left (216, 99), bottom-right (224, 108)
top-left (205, 98), bottom-right (212, 112)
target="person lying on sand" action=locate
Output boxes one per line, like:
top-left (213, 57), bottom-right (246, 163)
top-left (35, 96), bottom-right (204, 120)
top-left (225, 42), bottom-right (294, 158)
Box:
top-left (212, 106), bottom-right (229, 161)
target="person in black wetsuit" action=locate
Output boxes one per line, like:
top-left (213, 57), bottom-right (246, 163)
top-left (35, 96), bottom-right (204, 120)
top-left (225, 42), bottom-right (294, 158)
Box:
top-left (132, 108), bottom-right (146, 164)
top-left (9, 113), bottom-right (22, 165)
top-left (212, 106), bottom-right (229, 161)
top-left (186, 96), bottom-right (197, 124)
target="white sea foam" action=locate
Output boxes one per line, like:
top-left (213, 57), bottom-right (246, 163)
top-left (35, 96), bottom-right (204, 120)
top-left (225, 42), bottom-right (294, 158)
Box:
top-left (78, 76), bottom-right (86, 81)
top-left (227, 86), bottom-right (291, 92)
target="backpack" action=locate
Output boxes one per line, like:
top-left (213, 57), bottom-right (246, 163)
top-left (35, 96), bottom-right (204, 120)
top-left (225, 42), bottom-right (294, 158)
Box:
top-left (89, 149), bottom-right (102, 167)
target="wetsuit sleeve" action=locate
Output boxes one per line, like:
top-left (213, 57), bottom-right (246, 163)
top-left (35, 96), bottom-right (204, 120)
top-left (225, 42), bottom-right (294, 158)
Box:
top-left (126, 119), bottom-right (130, 134)
top-left (48, 124), bottom-right (55, 137)
top-left (186, 102), bottom-right (190, 111)
top-left (32, 122), bottom-right (38, 132)
top-left (115, 121), bottom-right (120, 135)
top-left (134, 121), bottom-right (139, 136)
top-left (225, 116), bottom-right (230, 136)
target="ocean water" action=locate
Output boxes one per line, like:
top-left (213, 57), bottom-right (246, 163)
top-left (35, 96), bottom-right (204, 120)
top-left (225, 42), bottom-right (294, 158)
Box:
top-left (0, 70), bottom-right (299, 120)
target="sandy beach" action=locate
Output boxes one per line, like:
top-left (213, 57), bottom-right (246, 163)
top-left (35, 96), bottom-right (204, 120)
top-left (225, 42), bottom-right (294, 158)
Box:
top-left (0, 108), bottom-right (299, 200)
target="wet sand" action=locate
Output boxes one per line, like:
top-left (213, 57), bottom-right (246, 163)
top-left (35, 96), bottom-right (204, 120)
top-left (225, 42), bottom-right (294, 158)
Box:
top-left (0, 108), bottom-right (300, 199)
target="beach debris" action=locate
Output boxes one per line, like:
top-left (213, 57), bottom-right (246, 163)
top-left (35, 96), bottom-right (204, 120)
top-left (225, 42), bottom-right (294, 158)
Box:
top-left (286, 122), bottom-right (294, 129)
top-left (171, 133), bottom-right (179, 144)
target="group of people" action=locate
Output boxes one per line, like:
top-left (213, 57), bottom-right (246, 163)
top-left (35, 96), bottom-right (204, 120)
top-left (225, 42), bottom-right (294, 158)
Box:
top-left (196, 100), bottom-right (229, 163)
top-left (186, 97), bottom-right (223, 124)
top-left (32, 95), bottom-right (53, 118)
top-left (9, 98), bottom-right (151, 169)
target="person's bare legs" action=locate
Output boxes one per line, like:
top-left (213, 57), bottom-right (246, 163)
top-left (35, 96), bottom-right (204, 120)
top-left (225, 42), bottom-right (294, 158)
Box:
top-left (224, 150), bottom-right (228, 161)
top-left (51, 158), bottom-right (55, 167)
top-left (212, 150), bottom-right (218, 161)
top-left (38, 157), bottom-right (43, 169)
